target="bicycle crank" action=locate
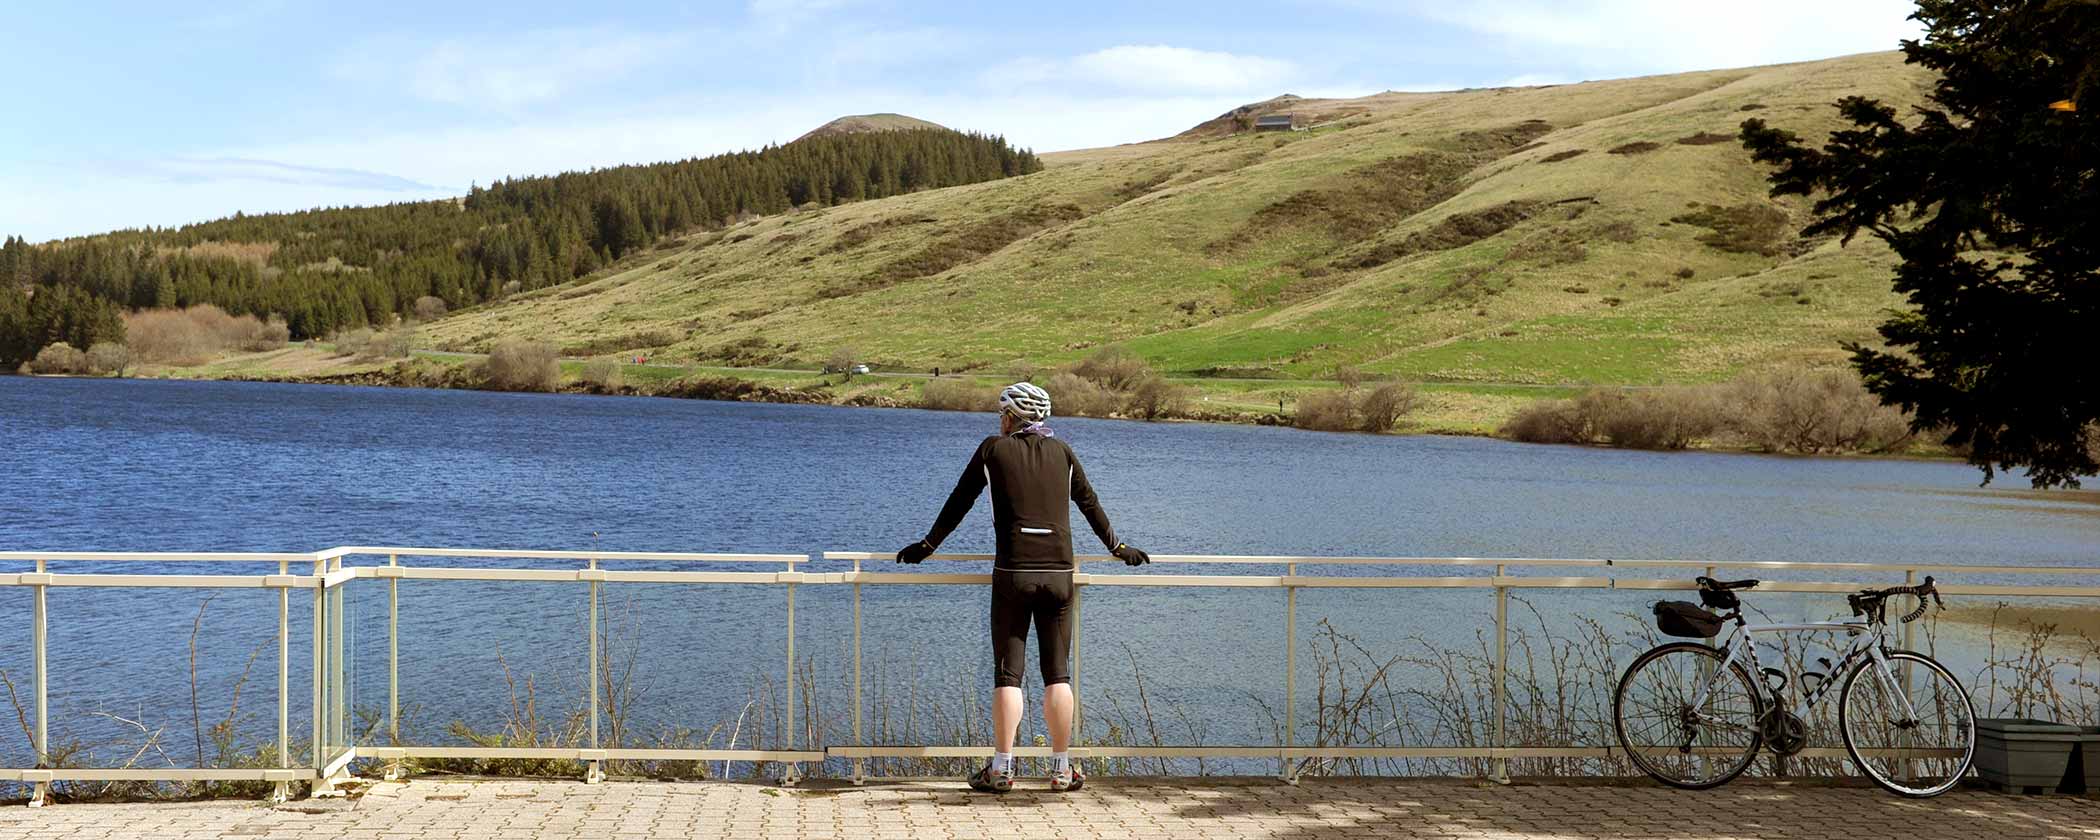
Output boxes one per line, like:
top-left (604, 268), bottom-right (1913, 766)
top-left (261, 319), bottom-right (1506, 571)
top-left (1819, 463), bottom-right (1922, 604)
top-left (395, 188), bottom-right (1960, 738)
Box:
top-left (1760, 710), bottom-right (1808, 756)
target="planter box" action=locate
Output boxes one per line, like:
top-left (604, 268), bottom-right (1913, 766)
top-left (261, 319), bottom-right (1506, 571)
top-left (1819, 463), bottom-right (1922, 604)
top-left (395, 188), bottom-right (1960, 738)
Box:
top-left (1975, 718), bottom-right (2080, 792)
top-left (2073, 726), bottom-right (2100, 794)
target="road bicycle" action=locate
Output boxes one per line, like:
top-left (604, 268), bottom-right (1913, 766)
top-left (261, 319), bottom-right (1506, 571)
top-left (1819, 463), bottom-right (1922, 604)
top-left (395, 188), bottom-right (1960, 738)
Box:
top-left (1612, 575), bottom-right (1975, 797)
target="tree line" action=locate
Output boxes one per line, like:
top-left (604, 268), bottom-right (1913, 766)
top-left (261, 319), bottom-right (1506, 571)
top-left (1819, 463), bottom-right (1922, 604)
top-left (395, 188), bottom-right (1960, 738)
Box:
top-left (0, 128), bottom-right (1041, 366)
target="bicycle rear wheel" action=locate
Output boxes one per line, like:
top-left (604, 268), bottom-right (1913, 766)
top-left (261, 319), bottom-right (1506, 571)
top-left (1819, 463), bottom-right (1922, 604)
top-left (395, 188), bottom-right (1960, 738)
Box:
top-left (1614, 642), bottom-right (1765, 789)
top-left (1839, 650), bottom-right (1975, 797)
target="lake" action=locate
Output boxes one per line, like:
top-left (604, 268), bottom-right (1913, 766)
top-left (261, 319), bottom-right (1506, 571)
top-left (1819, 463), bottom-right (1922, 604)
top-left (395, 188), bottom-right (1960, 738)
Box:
top-left (2, 376), bottom-right (2096, 775)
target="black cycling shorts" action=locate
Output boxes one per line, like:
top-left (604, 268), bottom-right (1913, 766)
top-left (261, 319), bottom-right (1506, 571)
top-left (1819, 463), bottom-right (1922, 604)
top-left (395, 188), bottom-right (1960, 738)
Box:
top-left (991, 569), bottom-right (1074, 688)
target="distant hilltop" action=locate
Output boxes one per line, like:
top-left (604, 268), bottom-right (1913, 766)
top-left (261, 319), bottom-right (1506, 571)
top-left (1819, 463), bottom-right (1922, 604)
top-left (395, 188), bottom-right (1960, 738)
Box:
top-left (796, 113), bottom-right (951, 142)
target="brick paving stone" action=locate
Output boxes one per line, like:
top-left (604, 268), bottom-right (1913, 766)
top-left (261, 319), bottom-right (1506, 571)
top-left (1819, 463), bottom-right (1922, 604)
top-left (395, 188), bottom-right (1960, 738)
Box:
top-left (4, 778), bottom-right (2100, 839)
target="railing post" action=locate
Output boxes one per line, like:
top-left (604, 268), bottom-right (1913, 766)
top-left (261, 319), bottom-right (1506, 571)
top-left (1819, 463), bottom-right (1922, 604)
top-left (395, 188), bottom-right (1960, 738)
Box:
top-left (311, 558), bottom-right (333, 796)
top-left (852, 555), bottom-right (864, 785)
top-left (275, 558), bottom-right (289, 804)
top-left (1071, 574), bottom-right (1084, 750)
top-left (1282, 561), bottom-right (1297, 783)
top-left (586, 555), bottom-right (602, 785)
top-left (386, 553), bottom-right (400, 780)
top-left (1491, 563), bottom-right (1509, 784)
top-left (781, 558), bottom-right (797, 786)
top-left (29, 558), bottom-right (48, 808)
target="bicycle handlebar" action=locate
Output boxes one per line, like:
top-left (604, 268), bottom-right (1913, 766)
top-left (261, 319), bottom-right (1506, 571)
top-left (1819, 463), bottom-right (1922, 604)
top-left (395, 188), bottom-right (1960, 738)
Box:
top-left (1849, 575), bottom-right (1942, 624)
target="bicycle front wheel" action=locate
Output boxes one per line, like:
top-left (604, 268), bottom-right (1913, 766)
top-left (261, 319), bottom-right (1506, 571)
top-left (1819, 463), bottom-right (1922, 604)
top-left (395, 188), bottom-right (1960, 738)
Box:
top-left (1839, 650), bottom-right (1975, 797)
top-left (1614, 642), bottom-right (1765, 789)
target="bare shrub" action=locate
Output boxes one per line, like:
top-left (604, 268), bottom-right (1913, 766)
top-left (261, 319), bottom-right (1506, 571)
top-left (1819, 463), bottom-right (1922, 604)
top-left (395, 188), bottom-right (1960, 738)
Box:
top-left (1068, 345), bottom-right (1152, 391)
top-left (1045, 371), bottom-right (1117, 418)
top-left (123, 305), bottom-right (286, 365)
top-left (245, 316), bottom-right (290, 351)
top-left (582, 358), bottom-right (623, 391)
top-left (1007, 360), bottom-right (1038, 383)
top-left (825, 346), bottom-right (858, 376)
top-left (1357, 381), bottom-right (1420, 432)
top-left (1293, 390), bottom-right (1356, 432)
top-left (86, 342), bottom-right (131, 376)
top-left (920, 377), bottom-right (996, 412)
top-left (332, 328), bottom-right (375, 358)
top-left (482, 339), bottom-right (561, 392)
top-left (373, 326), bottom-right (415, 359)
top-left (1333, 365), bottom-right (1364, 390)
top-left (1123, 374), bottom-right (1193, 420)
top-left (1721, 367), bottom-right (1914, 454)
top-left (1596, 388), bottom-right (1722, 450)
top-left (30, 342), bottom-right (87, 374)
top-left (1501, 399), bottom-right (1592, 444)
top-left (413, 296), bottom-right (449, 321)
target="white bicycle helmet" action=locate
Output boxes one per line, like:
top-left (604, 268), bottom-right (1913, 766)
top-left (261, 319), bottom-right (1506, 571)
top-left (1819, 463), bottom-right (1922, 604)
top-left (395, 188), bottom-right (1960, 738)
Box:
top-left (999, 381), bottom-right (1052, 422)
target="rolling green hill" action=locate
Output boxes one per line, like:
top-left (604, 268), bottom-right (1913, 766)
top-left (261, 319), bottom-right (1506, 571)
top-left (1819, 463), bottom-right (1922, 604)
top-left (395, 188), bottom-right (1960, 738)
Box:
top-left (421, 51), bottom-right (1930, 388)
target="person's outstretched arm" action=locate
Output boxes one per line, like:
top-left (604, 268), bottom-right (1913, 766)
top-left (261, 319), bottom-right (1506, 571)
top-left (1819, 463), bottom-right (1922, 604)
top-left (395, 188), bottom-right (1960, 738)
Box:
top-left (1068, 451), bottom-right (1118, 551)
top-left (902, 439), bottom-right (991, 563)
top-left (1069, 446), bottom-right (1149, 565)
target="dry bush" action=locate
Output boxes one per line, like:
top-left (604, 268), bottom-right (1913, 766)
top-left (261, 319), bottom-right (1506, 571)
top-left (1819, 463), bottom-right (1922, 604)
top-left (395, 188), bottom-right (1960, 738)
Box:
top-left (86, 342), bottom-right (131, 376)
top-left (1501, 399), bottom-right (1593, 444)
top-left (123, 305), bottom-right (287, 365)
top-left (920, 377), bottom-right (997, 412)
top-left (1720, 367), bottom-right (1914, 454)
top-left (1123, 374), bottom-right (1193, 420)
top-left (1540, 149), bottom-right (1586, 163)
top-left (1045, 371), bottom-right (1117, 418)
top-left (412, 296), bottom-right (449, 321)
top-left (1007, 360), bottom-right (1038, 383)
top-left (582, 358), bottom-right (623, 391)
top-left (1357, 381), bottom-right (1420, 432)
top-left (373, 326), bottom-right (415, 359)
top-left (1293, 390), bottom-right (1357, 431)
top-left (482, 339), bottom-right (561, 392)
top-left (824, 346), bottom-right (858, 376)
top-left (1068, 345), bottom-right (1152, 391)
top-left (30, 342), bottom-right (87, 374)
top-left (332, 328), bottom-right (375, 358)
top-left (1594, 388), bottom-right (1722, 450)
top-left (1607, 141), bottom-right (1662, 155)
top-left (1671, 202), bottom-right (1791, 256)
top-left (1333, 365), bottom-right (1364, 390)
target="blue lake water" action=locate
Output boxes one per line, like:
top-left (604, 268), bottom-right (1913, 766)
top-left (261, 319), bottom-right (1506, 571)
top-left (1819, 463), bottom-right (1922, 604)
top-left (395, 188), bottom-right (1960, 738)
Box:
top-left (2, 376), bottom-right (2095, 774)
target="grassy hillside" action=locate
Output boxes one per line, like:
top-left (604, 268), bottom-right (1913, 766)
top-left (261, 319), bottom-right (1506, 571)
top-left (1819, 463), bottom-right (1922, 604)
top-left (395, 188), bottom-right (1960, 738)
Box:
top-left (421, 53), bottom-right (1929, 389)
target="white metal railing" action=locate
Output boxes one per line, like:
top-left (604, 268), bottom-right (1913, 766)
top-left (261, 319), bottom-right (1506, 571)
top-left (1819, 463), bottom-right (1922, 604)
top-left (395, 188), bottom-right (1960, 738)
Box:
top-left (4, 547), bottom-right (2098, 804)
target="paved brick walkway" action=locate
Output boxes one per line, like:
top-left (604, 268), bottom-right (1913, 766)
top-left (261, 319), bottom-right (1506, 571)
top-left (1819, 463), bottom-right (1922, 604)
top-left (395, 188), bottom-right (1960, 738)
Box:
top-left (5, 778), bottom-right (2098, 839)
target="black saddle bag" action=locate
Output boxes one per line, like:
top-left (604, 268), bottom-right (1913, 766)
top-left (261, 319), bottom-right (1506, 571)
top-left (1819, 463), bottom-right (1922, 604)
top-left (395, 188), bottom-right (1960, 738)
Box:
top-left (1653, 601), bottom-right (1724, 638)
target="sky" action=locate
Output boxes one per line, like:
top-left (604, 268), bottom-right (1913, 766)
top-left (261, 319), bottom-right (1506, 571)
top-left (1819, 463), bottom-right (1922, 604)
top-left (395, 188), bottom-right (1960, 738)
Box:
top-left (0, 0), bottom-right (1926, 243)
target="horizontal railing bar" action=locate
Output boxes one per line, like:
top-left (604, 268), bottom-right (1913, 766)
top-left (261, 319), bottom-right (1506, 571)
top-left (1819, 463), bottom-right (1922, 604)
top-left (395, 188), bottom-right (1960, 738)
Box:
top-left (2, 574), bottom-right (320, 589)
top-left (375, 746), bottom-right (825, 762)
top-left (0, 552), bottom-right (320, 563)
top-left (1, 768), bottom-right (312, 781)
top-left (327, 546), bottom-right (805, 563)
top-left (821, 551), bottom-right (2100, 577)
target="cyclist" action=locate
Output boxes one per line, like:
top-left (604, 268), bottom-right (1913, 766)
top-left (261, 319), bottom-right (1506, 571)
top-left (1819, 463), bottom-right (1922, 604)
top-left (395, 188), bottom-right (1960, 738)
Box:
top-left (896, 381), bottom-right (1150, 793)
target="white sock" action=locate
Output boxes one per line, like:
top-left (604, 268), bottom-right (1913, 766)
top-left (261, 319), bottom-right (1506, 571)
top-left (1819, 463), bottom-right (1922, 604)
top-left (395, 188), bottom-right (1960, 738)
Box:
top-left (991, 752), bottom-right (1013, 773)
top-left (1052, 752), bottom-right (1070, 774)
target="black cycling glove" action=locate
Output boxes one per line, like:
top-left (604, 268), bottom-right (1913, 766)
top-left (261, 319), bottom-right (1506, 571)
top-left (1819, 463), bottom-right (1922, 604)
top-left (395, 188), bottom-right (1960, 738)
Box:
top-left (1111, 543), bottom-right (1150, 566)
top-left (897, 540), bottom-right (935, 564)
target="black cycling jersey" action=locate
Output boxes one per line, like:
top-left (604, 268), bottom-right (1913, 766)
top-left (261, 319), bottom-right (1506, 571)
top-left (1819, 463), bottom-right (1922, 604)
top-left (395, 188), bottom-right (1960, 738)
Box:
top-left (921, 429), bottom-right (1119, 688)
top-left (922, 431), bottom-right (1118, 572)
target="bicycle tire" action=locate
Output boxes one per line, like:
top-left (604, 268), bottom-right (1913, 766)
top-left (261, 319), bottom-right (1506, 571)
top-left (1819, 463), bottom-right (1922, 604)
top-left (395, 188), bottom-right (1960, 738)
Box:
top-left (1838, 649), bottom-right (1976, 797)
top-left (1614, 641), bottom-right (1766, 789)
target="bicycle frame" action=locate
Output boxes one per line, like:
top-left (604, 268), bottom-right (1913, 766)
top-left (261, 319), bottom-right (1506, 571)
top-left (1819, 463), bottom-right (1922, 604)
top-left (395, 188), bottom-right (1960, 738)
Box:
top-left (1690, 618), bottom-right (1923, 724)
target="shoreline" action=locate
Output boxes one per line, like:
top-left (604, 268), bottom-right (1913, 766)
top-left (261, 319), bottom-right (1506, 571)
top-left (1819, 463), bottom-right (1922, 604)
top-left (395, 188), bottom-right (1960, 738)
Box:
top-left (4, 361), bottom-right (1979, 468)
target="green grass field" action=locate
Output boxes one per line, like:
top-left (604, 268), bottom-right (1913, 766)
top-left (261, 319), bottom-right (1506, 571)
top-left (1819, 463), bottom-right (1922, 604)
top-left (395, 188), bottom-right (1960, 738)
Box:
top-left (417, 51), bottom-right (1926, 399)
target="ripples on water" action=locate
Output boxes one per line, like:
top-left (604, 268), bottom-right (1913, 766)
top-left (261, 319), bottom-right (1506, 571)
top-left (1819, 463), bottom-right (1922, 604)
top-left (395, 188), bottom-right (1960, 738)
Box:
top-left (2, 377), bottom-right (2094, 768)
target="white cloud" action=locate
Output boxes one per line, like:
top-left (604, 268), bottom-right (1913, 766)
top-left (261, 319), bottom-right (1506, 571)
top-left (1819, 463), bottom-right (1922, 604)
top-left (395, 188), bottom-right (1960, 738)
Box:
top-left (1401, 0), bottom-right (1921, 72)
top-left (102, 158), bottom-right (449, 192)
top-left (337, 27), bottom-right (696, 109)
top-left (993, 44), bottom-right (1300, 94)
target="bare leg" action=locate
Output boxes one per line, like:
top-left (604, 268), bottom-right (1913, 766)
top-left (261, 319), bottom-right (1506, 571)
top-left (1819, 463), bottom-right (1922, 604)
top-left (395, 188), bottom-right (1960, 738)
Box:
top-left (1043, 682), bottom-right (1074, 752)
top-left (993, 686), bottom-right (1025, 754)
